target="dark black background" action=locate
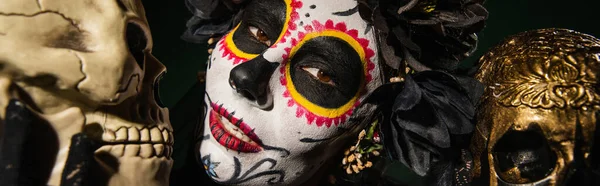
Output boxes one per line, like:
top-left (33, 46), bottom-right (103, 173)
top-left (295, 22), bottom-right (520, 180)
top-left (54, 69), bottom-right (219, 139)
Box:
top-left (141, 0), bottom-right (600, 185)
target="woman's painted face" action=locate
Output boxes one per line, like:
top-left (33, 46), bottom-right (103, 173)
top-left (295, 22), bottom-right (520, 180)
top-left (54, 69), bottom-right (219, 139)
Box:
top-left (200, 0), bottom-right (381, 185)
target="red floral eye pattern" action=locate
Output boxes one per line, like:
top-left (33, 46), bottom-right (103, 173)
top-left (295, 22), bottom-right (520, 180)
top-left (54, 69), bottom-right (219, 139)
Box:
top-left (279, 19), bottom-right (376, 127)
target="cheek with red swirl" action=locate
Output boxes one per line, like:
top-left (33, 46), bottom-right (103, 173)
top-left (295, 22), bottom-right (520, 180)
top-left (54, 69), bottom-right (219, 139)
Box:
top-left (279, 19), bottom-right (376, 127)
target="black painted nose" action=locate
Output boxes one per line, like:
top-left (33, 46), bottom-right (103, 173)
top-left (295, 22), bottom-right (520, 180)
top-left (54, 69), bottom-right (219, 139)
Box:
top-left (229, 56), bottom-right (278, 108)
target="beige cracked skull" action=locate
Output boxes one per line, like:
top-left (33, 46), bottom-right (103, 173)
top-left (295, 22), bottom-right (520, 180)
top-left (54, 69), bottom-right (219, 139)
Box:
top-left (0, 0), bottom-right (173, 186)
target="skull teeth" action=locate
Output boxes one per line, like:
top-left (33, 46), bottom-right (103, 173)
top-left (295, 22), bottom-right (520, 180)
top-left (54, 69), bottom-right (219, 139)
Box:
top-left (102, 126), bottom-right (173, 145)
top-left (96, 144), bottom-right (173, 158)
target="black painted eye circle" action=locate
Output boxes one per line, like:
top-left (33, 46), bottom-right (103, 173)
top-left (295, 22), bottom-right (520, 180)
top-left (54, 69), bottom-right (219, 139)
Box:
top-left (301, 67), bottom-right (334, 85)
top-left (492, 129), bottom-right (557, 184)
top-left (230, 0), bottom-right (286, 54)
top-left (289, 36), bottom-right (364, 109)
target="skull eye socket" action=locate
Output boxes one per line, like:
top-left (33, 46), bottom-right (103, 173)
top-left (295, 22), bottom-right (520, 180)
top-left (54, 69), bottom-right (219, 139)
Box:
top-left (126, 22), bottom-right (148, 70)
top-left (492, 128), bottom-right (557, 184)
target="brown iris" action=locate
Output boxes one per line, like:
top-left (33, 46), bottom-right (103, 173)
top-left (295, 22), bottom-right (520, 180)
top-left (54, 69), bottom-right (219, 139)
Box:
top-left (302, 67), bottom-right (334, 85)
top-left (317, 70), bottom-right (332, 83)
top-left (249, 26), bottom-right (272, 46)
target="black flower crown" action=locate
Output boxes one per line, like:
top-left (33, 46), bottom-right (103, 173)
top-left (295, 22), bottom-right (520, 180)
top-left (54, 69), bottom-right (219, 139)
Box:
top-left (182, 0), bottom-right (488, 73)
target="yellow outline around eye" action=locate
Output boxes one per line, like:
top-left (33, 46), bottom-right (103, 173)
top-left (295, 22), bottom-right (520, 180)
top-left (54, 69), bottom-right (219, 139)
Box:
top-left (224, 0), bottom-right (293, 59)
top-left (285, 31), bottom-right (368, 118)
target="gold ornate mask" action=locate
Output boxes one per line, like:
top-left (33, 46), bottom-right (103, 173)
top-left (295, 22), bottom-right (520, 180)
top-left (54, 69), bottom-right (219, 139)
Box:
top-left (471, 28), bottom-right (600, 185)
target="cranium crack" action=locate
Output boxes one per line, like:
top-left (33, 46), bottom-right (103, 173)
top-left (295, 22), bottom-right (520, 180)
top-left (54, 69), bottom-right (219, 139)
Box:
top-left (0, 10), bottom-right (81, 32)
top-left (117, 73), bottom-right (141, 94)
top-left (70, 50), bottom-right (89, 94)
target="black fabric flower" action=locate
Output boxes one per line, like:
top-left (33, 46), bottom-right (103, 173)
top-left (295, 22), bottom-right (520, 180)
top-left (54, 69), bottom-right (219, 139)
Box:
top-left (378, 71), bottom-right (483, 185)
top-left (358, 0), bottom-right (488, 71)
top-left (181, 0), bottom-right (247, 44)
top-left (387, 71), bottom-right (478, 167)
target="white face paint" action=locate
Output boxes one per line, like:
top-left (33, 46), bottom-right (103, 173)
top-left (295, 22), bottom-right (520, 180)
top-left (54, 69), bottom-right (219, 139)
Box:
top-left (200, 0), bottom-right (381, 185)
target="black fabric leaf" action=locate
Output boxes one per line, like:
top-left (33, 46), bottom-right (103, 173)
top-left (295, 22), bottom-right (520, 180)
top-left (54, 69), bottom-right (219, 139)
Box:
top-left (397, 0), bottom-right (420, 14)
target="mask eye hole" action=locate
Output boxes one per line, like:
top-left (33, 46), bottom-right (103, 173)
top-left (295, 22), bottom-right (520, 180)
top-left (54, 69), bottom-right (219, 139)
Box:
top-left (492, 128), bottom-right (557, 184)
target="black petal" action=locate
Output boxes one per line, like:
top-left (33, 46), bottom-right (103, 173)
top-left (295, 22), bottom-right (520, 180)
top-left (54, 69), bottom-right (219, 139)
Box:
top-left (181, 0), bottom-right (245, 44)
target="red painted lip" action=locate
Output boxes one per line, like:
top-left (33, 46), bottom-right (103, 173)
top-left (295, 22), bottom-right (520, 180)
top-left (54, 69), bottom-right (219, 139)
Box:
top-left (209, 102), bottom-right (262, 152)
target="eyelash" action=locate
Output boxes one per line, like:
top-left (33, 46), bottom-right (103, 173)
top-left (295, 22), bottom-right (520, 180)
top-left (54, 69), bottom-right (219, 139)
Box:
top-left (301, 66), bottom-right (335, 86)
top-left (248, 25), bottom-right (272, 46)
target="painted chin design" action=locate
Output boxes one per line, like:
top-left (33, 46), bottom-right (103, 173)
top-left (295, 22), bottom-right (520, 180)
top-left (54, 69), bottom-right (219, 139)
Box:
top-left (209, 102), bottom-right (263, 153)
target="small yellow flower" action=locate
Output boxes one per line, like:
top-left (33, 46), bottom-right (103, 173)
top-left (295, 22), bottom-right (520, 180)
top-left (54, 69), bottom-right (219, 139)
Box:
top-left (358, 164), bottom-right (365, 170)
top-left (358, 130), bottom-right (366, 139)
top-left (372, 150), bottom-right (380, 156)
top-left (352, 165), bottom-right (360, 173)
top-left (365, 161), bottom-right (373, 168)
top-left (347, 154), bottom-right (355, 163)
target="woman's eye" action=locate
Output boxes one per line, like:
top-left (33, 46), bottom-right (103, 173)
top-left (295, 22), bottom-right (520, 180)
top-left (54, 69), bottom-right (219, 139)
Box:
top-left (302, 67), bottom-right (335, 85)
top-left (248, 26), bottom-right (272, 46)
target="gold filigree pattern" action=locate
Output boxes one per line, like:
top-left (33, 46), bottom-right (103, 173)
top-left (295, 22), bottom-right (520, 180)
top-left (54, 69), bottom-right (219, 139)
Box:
top-left (471, 28), bottom-right (600, 186)
top-left (476, 28), bottom-right (600, 109)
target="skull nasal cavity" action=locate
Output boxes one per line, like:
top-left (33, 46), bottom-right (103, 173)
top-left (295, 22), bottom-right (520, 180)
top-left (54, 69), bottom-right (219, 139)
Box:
top-left (126, 23), bottom-right (148, 70)
top-left (229, 56), bottom-right (277, 103)
top-left (492, 128), bottom-right (557, 184)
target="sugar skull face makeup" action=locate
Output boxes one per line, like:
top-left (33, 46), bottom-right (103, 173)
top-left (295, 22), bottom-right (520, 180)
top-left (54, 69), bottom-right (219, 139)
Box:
top-left (200, 0), bottom-right (381, 185)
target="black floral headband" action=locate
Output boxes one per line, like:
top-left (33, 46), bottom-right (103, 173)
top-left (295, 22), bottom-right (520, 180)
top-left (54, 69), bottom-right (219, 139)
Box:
top-left (354, 1), bottom-right (487, 79)
top-left (182, 0), bottom-right (488, 72)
